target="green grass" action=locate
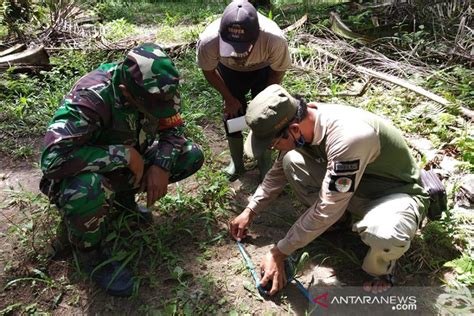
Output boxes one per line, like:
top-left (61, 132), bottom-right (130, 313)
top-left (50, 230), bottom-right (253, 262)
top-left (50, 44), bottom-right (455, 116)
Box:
top-left (1, 161), bottom-right (231, 313)
top-left (95, 0), bottom-right (226, 25)
top-left (0, 24), bottom-right (7, 37)
top-left (0, 50), bottom-right (118, 157)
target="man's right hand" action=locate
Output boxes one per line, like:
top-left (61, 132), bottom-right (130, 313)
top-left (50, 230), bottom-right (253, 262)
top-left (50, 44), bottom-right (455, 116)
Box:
top-left (126, 146), bottom-right (144, 187)
top-left (224, 96), bottom-right (242, 118)
top-left (229, 208), bottom-right (256, 241)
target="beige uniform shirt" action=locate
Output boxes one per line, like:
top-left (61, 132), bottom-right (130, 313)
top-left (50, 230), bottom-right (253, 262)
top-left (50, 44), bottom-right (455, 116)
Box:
top-left (246, 103), bottom-right (428, 255)
top-left (196, 13), bottom-right (291, 72)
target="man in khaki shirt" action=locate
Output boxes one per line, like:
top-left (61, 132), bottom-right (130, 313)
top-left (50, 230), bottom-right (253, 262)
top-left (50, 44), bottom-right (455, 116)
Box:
top-left (230, 84), bottom-right (429, 295)
top-left (196, 0), bottom-right (291, 181)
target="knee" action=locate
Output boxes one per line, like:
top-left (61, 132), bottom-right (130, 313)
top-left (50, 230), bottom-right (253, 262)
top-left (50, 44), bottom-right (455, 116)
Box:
top-left (189, 144), bottom-right (204, 174)
top-left (170, 143), bottom-right (204, 182)
top-left (282, 151), bottom-right (302, 179)
top-left (58, 173), bottom-right (108, 215)
top-left (354, 196), bottom-right (420, 246)
top-left (359, 230), bottom-right (412, 260)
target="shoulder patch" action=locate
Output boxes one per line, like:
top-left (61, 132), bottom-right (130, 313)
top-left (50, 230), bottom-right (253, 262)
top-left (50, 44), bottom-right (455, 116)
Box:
top-left (158, 113), bottom-right (183, 130)
top-left (334, 160), bottom-right (359, 173)
top-left (329, 174), bottom-right (355, 193)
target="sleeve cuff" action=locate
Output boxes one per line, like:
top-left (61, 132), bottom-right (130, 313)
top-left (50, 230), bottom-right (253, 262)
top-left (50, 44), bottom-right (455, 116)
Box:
top-left (277, 238), bottom-right (297, 256)
top-left (246, 200), bottom-right (260, 214)
top-left (153, 156), bottom-right (172, 171)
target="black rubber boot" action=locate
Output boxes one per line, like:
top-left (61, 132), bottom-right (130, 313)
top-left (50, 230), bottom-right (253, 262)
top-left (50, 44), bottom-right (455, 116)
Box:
top-left (114, 192), bottom-right (153, 223)
top-left (76, 248), bottom-right (134, 297)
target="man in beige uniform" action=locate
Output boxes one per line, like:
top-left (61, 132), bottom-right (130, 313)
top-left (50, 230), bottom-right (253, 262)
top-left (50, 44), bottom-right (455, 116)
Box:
top-left (197, 0), bottom-right (291, 181)
top-left (230, 84), bottom-right (429, 295)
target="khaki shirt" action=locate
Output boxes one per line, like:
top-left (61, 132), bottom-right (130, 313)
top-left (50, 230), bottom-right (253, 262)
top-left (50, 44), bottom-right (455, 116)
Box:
top-left (247, 103), bottom-right (428, 255)
top-left (196, 13), bottom-right (291, 72)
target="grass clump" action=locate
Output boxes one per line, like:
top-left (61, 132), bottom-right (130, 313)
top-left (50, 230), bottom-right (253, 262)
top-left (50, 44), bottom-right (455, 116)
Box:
top-left (0, 50), bottom-right (115, 157)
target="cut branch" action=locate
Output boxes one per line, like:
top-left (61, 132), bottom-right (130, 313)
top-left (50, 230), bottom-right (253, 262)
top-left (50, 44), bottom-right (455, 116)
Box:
top-left (283, 14), bottom-right (308, 34)
top-left (309, 44), bottom-right (454, 107)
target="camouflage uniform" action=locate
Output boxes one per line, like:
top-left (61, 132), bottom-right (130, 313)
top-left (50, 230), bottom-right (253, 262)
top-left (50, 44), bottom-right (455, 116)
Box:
top-left (40, 43), bottom-right (204, 250)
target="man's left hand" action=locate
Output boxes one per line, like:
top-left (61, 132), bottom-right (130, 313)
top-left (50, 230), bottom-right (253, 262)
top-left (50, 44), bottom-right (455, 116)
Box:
top-left (259, 247), bottom-right (288, 296)
top-left (141, 165), bottom-right (170, 207)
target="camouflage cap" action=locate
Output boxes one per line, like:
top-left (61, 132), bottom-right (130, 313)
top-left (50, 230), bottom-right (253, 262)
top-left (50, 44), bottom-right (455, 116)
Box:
top-left (244, 84), bottom-right (298, 158)
top-left (122, 42), bottom-right (180, 96)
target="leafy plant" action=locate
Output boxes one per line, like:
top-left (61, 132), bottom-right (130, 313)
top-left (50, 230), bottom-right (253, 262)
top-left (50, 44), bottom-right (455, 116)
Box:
top-left (444, 254), bottom-right (474, 286)
top-left (102, 18), bottom-right (138, 40)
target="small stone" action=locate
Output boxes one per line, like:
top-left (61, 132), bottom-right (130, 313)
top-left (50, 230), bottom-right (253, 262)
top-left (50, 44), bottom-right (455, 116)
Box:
top-left (408, 138), bottom-right (437, 162)
top-left (456, 174), bottom-right (474, 207)
top-left (439, 156), bottom-right (463, 174)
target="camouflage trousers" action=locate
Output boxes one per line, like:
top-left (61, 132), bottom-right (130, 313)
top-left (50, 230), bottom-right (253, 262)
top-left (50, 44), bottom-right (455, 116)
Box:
top-left (46, 140), bottom-right (204, 249)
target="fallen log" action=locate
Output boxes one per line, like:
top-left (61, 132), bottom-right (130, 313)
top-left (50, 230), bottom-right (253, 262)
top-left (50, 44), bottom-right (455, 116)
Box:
top-left (0, 43), bottom-right (26, 57)
top-left (0, 45), bottom-right (50, 66)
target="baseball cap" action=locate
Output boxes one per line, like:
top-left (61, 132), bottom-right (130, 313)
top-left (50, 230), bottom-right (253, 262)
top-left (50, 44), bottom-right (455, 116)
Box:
top-left (219, 0), bottom-right (259, 58)
top-left (244, 84), bottom-right (299, 158)
top-left (121, 43), bottom-right (181, 119)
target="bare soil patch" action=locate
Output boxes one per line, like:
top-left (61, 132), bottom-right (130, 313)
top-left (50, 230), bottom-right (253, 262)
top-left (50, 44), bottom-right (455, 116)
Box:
top-left (0, 125), bottom-right (449, 315)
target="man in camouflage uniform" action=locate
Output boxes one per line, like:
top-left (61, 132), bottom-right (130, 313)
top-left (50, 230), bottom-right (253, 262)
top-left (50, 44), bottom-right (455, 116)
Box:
top-left (40, 43), bottom-right (204, 296)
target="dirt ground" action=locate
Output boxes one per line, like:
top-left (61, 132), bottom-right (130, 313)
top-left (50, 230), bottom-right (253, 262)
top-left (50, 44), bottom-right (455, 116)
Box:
top-left (0, 128), bottom-right (461, 315)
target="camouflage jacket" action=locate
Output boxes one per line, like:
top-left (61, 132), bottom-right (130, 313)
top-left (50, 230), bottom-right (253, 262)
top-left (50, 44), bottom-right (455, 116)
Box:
top-left (41, 62), bottom-right (186, 180)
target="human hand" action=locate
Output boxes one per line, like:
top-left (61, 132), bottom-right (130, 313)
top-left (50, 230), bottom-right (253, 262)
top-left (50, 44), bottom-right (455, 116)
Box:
top-left (223, 96), bottom-right (242, 118)
top-left (140, 165), bottom-right (170, 207)
top-left (126, 146), bottom-right (144, 187)
top-left (259, 247), bottom-right (288, 296)
top-left (229, 208), bottom-right (255, 241)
